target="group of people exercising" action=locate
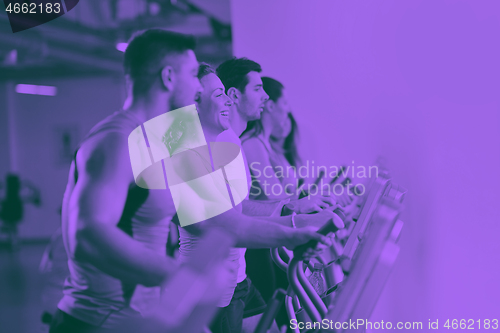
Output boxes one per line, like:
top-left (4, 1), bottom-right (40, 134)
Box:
top-left (49, 29), bottom-right (345, 333)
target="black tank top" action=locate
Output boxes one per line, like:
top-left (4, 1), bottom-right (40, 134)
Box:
top-left (58, 111), bottom-right (176, 328)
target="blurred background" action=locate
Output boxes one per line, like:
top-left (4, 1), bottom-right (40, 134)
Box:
top-left (1, 0), bottom-right (499, 332)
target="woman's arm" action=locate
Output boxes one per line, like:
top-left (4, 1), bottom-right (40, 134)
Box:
top-left (182, 208), bottom-right (333, 250)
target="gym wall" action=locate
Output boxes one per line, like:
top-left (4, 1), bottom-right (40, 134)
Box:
top-left (231, 0), bottom-right (500, 326)
top-left (0, 76), bottom-right (125, 239)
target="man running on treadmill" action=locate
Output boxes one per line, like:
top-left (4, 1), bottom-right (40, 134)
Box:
top-left (216, 58), bottom-right (335, 214)
top-left (210, 58), bottom-right (340, 332)
top-left (50, 30), bottom-right (203, 332)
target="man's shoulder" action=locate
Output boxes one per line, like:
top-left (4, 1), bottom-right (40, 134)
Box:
top-left (78, 111), bottom-right (140, 161)
top-left (88, 111), bottom-right (140, 138)
top-left (76, 131), bottom-right (130, 173)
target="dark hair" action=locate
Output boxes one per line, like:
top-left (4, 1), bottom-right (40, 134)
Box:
top-left (241, 76), bottom-right (285, 139)
top-left (262, 77), bottom-right (284, 102)
top-left (281, 113), bottom-right (302, 168)
top-left (124, 29), bottom-right (196, 97)
top-left (216, 57), bottom-right (262, 94)
top-left (241, 119), bottom-right (263, 139)
top-left (197, 62), bottom-right (215, 80)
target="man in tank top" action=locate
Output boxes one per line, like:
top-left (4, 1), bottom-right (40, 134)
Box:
top-left (210, 58), bottom-right (341, 333)
top-left (50, 30), bottom-right (204, 332)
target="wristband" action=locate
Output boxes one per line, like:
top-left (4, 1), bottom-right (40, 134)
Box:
top-left (291, 212), bottom-right (297, 228)
top-left (281, 201), bottom-right (296, 216)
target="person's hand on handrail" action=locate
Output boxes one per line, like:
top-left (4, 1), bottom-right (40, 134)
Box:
top-left (283, 193), bottom-right (337, 215)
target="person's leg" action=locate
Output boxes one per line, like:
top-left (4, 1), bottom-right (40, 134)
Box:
top-left (6, 224), bottom-right (19, 251)
top-left (272, 263), bottom-right (290, 331)
top-left (244, 249), bottom-right (276, 302)
top-left (241, 278), bottom-right (268, 333)
top-left (49, 309), bottom-right (101, 333)
top-left (244, 250), bottom-right (289, 330)
top-left (210, 307), bottom-right (231, 333)
top-left (210, 279), bottom-right (249, 333)
top-left (242, 278), bottom-right (267, 319)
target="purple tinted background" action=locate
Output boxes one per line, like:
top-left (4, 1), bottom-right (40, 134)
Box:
top-left (1, 0), bottom-right (499, 329)
top-left (0, 78), bottom-right (126, 240)
top-left (231, 0), bottom-right (500, 327)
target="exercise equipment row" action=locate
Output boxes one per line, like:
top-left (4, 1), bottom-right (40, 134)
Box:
top-left (256, 161), bottom-right (407, 333)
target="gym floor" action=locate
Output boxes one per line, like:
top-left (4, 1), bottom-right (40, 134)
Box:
top-left (0, 243), bottom-right (275, 333)
top-left (0, 242), bottom-right (50, 333)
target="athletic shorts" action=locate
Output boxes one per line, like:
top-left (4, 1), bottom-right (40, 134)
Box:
top-left (49, 309), bottom-right (102, 333)
top-left (210, 277), bottom-right (267, 333)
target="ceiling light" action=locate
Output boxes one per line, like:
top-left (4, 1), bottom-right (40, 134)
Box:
top-left (15, 84), bottom-right (57, 96)
top-left (116, 42), bottom-right (128, 52)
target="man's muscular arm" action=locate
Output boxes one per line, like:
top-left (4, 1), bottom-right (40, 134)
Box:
top-left (67, 132), bottom-right (177, 287)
